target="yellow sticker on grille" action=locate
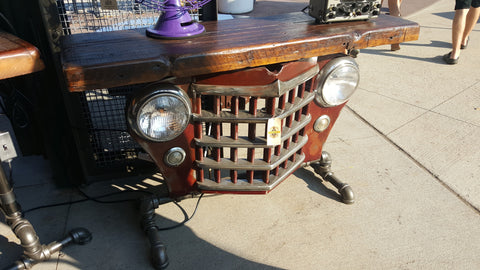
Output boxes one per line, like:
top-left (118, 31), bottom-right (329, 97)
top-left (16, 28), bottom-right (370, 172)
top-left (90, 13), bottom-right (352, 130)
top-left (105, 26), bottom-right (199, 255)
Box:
top-left (267, 118), bottom-right (282, 146)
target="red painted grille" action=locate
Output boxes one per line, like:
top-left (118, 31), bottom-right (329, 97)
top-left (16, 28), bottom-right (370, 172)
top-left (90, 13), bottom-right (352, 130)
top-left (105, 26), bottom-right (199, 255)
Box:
top-left (192, 65), bottom-right (318, 193)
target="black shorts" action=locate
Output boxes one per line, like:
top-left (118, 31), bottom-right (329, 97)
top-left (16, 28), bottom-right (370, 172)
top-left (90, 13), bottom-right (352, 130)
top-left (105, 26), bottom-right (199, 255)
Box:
top-left (455, 0), bottom-right (480, 9)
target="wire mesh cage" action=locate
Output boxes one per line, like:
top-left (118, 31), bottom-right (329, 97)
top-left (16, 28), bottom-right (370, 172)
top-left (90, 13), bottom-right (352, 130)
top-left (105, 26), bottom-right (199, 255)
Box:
top-left (56, 0), bottom-right (204, 34)
top-left (80, 88), bottom-right (138, 168)
top-left (76, 84), bottom-right (158, 181)
top-left (53, 0), bottom-right (215, 181)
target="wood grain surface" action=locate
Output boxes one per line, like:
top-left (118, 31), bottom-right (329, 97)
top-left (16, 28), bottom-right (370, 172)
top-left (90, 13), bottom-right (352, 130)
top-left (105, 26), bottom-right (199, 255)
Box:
top-left (61, 13), bottom-right (420, 92)
top-left (0, 32), bottom-right (45, 80)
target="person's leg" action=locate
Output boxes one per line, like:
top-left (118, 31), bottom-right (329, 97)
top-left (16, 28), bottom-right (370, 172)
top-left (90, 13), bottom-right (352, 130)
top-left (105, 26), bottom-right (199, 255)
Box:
top-left (388, 0), bottom-right (401, 16)
top-left (461, 6), bottom-right (480, 46)
top-left (450, 9), bottom-right (468, 59)
top-left (388, 0), bottom-right (402, 50)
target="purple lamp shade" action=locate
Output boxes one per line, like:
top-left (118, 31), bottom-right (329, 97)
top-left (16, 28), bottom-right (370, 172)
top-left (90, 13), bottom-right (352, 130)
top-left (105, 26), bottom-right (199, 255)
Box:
top-left (145, 0), bottom-right (206, 39)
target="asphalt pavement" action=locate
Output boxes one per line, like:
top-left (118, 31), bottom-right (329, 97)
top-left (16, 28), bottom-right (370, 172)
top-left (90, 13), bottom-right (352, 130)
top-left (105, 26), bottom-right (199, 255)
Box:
top-left (1, 0), bottom-right (480, 269)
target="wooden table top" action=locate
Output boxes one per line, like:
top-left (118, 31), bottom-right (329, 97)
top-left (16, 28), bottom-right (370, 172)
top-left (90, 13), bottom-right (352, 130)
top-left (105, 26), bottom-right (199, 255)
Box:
top-left (0, 31), bottom-right (44, 80)
top-left (61, 13), bottom-right (420, 92)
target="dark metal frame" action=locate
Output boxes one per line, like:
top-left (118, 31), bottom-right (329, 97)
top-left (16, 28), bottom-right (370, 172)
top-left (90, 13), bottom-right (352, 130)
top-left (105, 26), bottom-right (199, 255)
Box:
top-left (68, 86), bottom-right (159, 183)
top-left (43, 0), bottom-right (218, 184)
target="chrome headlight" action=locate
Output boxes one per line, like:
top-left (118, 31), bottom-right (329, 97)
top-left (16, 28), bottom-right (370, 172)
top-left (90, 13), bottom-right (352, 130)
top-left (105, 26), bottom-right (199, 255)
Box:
top-left (128, 84), bottom-right (191, 142)
top-left (315, 57), bottom-right (360, 107)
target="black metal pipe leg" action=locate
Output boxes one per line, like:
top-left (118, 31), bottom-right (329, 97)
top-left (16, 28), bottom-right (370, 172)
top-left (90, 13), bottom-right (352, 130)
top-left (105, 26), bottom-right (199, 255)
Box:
top-left (0, 163), bottom-right (91, 270)
top-left (139, 196), bottom-right (173, 270)
top-left (146, 226), bottom-right (169, 270)
top-left (310, 151), bottom-right (355, 204)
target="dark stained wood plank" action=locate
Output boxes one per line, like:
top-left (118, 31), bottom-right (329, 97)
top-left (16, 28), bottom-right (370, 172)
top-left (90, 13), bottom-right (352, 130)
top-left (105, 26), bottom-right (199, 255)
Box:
top-left (61, 13), bottom-right (419, 92)
top-left (0, 31), bottom-right (45, 80)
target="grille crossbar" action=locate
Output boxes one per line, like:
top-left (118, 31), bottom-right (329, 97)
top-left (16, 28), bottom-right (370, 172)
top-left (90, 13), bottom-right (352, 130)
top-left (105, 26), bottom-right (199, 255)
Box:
top-left (192, 91), bottom-right (315, 123)
top-left (196, 155), bottom-right (305, 192)
top-left (196, 135), bottom-right (307, 170)
top-left (194, 114), bottom-right (311, 148)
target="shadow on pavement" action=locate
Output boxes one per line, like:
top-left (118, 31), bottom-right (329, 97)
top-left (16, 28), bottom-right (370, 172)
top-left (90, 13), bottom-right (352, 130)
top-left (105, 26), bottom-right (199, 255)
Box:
top-left (432, 11), bottom-right (455, 20)
top-left (359, 47), bottom-right (450, 65)
top-left (1, 189), bottom-right (286, 270)
top-left (294, 167), bottom-right (344, 203)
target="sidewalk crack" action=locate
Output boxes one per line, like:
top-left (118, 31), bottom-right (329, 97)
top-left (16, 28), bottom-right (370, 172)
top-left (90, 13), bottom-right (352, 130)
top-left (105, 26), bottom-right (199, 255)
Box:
top-left (345, 105), bottom-right (480, 214)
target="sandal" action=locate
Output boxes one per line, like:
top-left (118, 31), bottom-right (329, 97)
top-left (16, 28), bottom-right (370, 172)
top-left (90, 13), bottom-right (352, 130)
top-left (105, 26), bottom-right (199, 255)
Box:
top-left (461, 37), bottom-right (469, 50)
top-left (443, 52), bottom-right (458, 65)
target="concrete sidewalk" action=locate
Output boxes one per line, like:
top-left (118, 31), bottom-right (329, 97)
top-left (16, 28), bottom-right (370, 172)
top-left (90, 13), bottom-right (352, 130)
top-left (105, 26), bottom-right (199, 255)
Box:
top-left (1, 0), bottom-right (480, 269)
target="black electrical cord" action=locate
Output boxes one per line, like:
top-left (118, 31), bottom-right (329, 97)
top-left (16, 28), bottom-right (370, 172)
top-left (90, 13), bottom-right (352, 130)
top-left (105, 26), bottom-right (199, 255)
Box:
top-left (0, 11), bottom-right (17, 35)
top-left (301, 6), bottom-right (310, 14)
top-left (22, 188), bottom-right (153, 215)
top-left (157, 193), bottom-right (204, 231)
top-left (75, 187), bottom-right (154, 204)
top-left (0, 82), bottom-right (36, 129)
top-left (70, 126), bottom-right (129, 133)
top-left (22, 197), bottom-right (89, 215)
top-left (21, 185), bottom-right (205, 231)
top-left (0, 93), bottom-right (7, 115)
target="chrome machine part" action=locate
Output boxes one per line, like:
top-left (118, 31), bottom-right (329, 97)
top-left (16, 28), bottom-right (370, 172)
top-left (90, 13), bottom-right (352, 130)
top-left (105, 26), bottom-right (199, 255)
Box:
top-left (313, 115), bottom-right (331, 132)
top-left (0, 131), bottom-right (91, 269)
top-left (314, 56), bottom-right (360, 107)
top-left (164, 147), bottom-right (187, 167)
top-left (128, 84), bottom-right (192, 142)
top-left (309, 0), bottom-right (381, 23)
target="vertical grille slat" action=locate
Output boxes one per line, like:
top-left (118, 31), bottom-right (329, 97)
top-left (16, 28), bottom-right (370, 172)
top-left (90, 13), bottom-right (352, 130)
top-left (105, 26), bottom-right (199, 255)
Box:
top-left (263, 97), bottom-right (276, 184)
top-left (194, 96), bottom-right (205, 182)
top-left (247, 97), bottom-right (258, 183)
top-left (230, 97), bottom-right (239, 183)
top-left (213, 96), bottom-right (221, 183)
top-left (294, 83), bottom-right (308, 163)
top-left (274, 92), bottom-right (287, 176)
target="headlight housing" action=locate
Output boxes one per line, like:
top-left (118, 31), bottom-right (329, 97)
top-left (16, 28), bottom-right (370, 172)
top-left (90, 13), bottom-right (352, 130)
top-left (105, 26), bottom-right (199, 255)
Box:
top-left (128, 84), bottom-right (191, 142)
top-left (315, 56), bottom-right (360, 107)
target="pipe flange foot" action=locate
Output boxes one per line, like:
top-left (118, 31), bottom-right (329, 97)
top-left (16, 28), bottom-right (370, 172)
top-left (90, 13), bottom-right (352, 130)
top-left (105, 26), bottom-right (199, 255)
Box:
top-left (151, 244), bottom-right (169, 270)
top-left (339, 184), bottom-right (355, 204)
top-left (69, 228), bottom-right (92, 245)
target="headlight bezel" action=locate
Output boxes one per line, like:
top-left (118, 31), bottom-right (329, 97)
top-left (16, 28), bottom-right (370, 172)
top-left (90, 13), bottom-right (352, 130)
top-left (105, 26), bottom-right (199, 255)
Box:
top-left (128, 84), bottom-right (192, 142)
top-left (314, 56), bottom-right (360, 107)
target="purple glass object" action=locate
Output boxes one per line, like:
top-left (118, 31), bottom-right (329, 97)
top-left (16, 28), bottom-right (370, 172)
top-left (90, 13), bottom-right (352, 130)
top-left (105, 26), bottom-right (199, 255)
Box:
top-left (136, 0), bottom-right (211, 39)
